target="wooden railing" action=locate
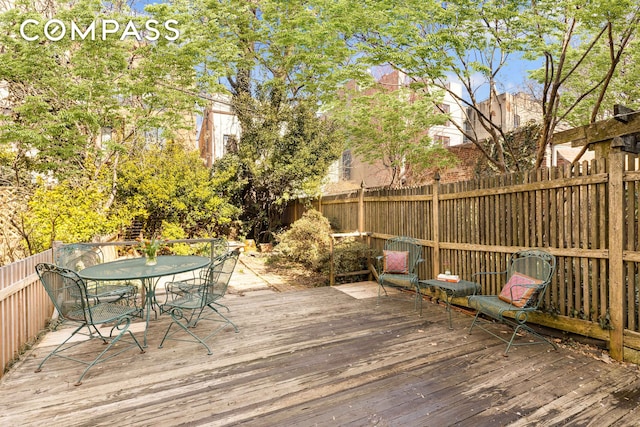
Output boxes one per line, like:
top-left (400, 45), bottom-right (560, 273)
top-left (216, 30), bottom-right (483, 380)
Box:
top-left (0, 249), bottom-right (53, 379)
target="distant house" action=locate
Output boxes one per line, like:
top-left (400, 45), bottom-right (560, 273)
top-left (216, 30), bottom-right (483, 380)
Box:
top-left (197, 94), bottom-right (242, 168)
top-left (327, 70), bottom-right (466, 190)
top-left (464, 92), bottom-right (540, 144)
top-left (326, 75), bottom-right (596, 192)
top-left (465, 91), bottom-right (591, 167)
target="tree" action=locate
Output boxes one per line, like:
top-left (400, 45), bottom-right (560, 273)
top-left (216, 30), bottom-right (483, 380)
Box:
top-left (336, 85), bottom-right (456, 187)
top-left (525, 0), bottom-right (640, 166)
top-left (231, 94), bottom-right (341, 240)
top-left (159, 0), bottom-right (362, 241)
top-left (115, 142), bottom-right (239, 238)
top-left (21, 179), bottom-right (117, 253)
top-left (349, 0), bottom-right (640, 172)
top-left (0, 0), bottom-right (202, 253)
top-left (352, 0), bottom-right (532, 173)
top-left (0, 1), bottom-right (196, 186)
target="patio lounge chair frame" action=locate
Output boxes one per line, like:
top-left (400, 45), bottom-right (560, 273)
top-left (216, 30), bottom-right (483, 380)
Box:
top-left (35, 263), bottom-right (145, 385)
top-left (468, 249), bottom-right (558, 356)
top-left (376, 236), bottom-right (425, 314)
top-left (159, 250), bottom-right (240, 354)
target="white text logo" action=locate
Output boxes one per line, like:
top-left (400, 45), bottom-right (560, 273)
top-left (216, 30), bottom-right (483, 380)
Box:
top-left (20, 19), bottom-right (180, 42)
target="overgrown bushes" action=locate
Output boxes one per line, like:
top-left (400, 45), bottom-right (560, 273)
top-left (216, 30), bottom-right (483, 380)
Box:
top-left (276, 209), bottom-right (331, 270)
top-left (277, 209), bottom-right (376, 284)
top-left (320, 239), bottom-right (377, 284)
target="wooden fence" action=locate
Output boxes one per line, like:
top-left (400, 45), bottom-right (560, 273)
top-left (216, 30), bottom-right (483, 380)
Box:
top-left (0, 250), bottom-right (53, 378)
top-left (283, 154), bottom-right (640, 364)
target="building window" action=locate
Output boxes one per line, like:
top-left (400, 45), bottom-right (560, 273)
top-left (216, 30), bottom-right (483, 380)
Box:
top-left (341, 150), bottom-right (352, 181)
top-left (223, 134), bottom-right (238, 154)
top-left (513, 114), bottom-right (521, 129)
top-left (434, 135), bottom-right (451, 147)
top-left (437, 103), bottom-right (451, 126)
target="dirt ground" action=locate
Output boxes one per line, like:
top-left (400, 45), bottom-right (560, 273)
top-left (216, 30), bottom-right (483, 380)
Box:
top-left (238, 252), bottom-right (328, 291)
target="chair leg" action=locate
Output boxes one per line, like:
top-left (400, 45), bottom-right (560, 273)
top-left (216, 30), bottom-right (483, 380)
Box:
top-left (35, 324), bottom-right (85, 373)
top-left (212, 301), bottom-right (231, 313)
top-left (75, 317), bottom-right (144, 385)
top-left (505, 321), bottom-right (558, 356)
top-left (468, 310), bottom-right (482, 334)
top-left (36, 318), bottom-right (144, 385)
top-left (209, 305), bottom-right (239, 333)
top-left (468, 311), bottom-right (557, 356)
top-left (159, 308), bottom-right (214, 355)
top-left (414, 284), bottom-right (424, 316)
top-left (377, 282), bottom-right (388, 306)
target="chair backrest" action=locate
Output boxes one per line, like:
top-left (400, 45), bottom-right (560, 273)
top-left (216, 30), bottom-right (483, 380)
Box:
top-left (383, 236), bottom-right (423, 275)
top-left (55, 244), bottom-right (104, 272)
top-left (507, 250), bottom-right (556, 309)
top-left (210, 238), bottom-right (229, 261)
top-left (36, 263), bottom-right (90, 323)
top-left (204, 250), bottom-right (240, 300)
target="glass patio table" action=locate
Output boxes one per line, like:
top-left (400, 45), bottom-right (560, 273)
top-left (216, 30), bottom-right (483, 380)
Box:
top-left (78, 255), bottom-right (210, 347)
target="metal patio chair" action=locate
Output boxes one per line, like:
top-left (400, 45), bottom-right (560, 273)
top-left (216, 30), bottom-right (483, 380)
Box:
top-left (55, 243), bottom-right (138, 305)
top-left (376, 236), bottom-right (425, 313)
top-left (34, 263), bottom-right (145, 385)
top-left (468, 249), bottom-right (558, 355)
top-left (159, 250), bottom-right (240, 354)
top-left (210, 237), bottom-right (229, 260)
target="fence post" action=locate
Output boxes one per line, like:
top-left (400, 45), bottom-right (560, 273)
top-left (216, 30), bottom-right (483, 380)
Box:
top-left (329, 236), bottom-right (335, 286)
top-left (433, 173), bottom-right (441, 276)
top-left (608, 147), bottom-right (625, 361)
top-left (358, 181), bottom-right (365, 232)
top-left (51, 240), bottom-right (63, 263)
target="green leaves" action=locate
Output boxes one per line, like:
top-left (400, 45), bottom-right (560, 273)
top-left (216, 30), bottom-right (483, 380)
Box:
top-left (116, 143), bottom-right (238, 237)
top-left (23, 180), bottom-right (116, 253)
top-left (335, 86), bottom-right (456, 187)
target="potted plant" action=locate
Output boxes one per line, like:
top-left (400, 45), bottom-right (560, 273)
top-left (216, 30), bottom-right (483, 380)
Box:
top-left (138, 236), bottom-right (165, 266)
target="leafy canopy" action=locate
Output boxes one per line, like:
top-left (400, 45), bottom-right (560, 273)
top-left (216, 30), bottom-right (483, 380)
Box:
top-left (335, 85), bottom-right (456, 187)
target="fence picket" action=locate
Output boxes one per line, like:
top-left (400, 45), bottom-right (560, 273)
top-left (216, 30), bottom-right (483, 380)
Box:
top-left (278, 154), bottom-right (640, 360)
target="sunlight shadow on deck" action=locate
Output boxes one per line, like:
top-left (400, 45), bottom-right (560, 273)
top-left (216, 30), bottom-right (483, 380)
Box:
top-left (334, 281), bottom-right (401, 299)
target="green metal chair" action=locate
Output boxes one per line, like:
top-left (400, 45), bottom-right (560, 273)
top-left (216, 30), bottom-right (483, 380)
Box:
top-left (376, 236), bottom-right (425, 313)
top-left (161, 241), bottom-right (230, 302)
top-left (468, 249), bottom-right (558, 355)
top-left (34, 263), bottom-right (145, 385)
top-left (159, 250), bottom-right (240, 354)
top-left (210, 237), bottom-right (229, 260)
top-left (55, 243), bottom-right (138, 305)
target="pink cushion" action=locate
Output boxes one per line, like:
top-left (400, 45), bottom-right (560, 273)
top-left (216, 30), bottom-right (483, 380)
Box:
top-left (383, 250), bottom-right (409, 274)
top-left (499, 272), bottom-right (543, 307)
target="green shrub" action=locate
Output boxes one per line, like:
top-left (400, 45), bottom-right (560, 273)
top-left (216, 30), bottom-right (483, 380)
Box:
top-left (276, 209), bottom-right (331, 270)
top-left (320, 238), bottom-right (377, 284)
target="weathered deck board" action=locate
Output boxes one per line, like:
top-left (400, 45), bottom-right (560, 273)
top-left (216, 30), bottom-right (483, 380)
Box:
top-left (1, 284), bottom-right (640, 426)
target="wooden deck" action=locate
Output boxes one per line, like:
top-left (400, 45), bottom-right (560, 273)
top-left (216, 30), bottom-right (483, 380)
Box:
top-left (2, 282), bottom-right (640, 426)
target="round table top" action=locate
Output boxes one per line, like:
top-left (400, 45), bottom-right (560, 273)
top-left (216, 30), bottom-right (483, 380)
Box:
top-left (77, 255), bottom-right (210, 281)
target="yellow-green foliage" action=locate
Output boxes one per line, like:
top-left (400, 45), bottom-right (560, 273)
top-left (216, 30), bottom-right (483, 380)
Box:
top-left (116, 143), bottom-right (239, 237)
top-left (24, 180), bottom-right (118, 252)
top-left (277, 209), bottom-right (331, 270)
